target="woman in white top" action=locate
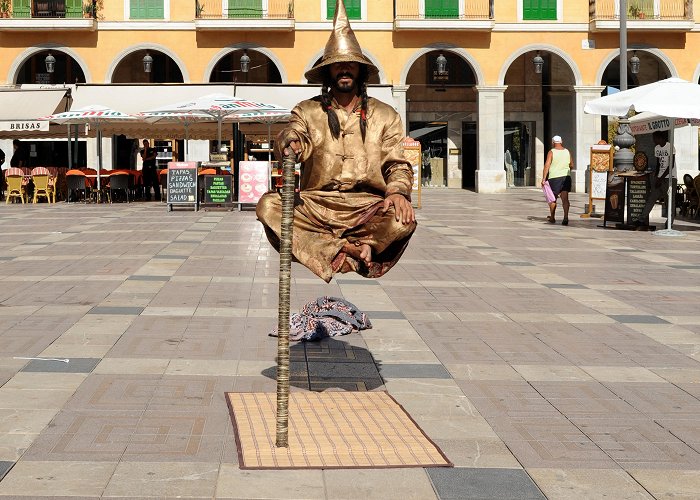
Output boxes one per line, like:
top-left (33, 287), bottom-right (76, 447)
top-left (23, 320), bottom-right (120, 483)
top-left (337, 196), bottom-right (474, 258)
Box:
top-left (541, 135), bottom-right (573, 225)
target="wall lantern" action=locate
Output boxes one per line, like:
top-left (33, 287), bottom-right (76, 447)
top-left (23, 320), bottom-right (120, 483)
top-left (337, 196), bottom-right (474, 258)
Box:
top-left (533, 52), bottom-right (544, 74)
top-left (142, 53), bottom-right (153, 73)
top-left (435, 53), bottom-right (447, 76)
top-left (629, 51), bottom-right (640, 75)
top-left (45, 53), bottom-right (56, 74)
top-left (240, 50), bottom-right (251, 73)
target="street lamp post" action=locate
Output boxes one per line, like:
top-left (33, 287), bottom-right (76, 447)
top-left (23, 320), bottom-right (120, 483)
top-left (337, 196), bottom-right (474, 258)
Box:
top-left (613, 0), bottom-right (635, 172)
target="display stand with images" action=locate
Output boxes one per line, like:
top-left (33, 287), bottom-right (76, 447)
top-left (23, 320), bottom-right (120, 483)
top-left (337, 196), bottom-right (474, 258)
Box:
top-left (582, 142), bottom-right (613, 218)
top-left (238, 161), bottom-right (271, 210)
top-left (402, 137), bottom-right (422, 209)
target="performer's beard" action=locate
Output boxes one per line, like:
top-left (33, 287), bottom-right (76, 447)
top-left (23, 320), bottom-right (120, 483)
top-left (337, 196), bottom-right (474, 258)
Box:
top-left (333, 73), bottom-right (357, 94)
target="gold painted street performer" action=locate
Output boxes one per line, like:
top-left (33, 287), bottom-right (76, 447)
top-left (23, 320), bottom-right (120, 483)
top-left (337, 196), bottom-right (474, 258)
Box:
top-left (256, 0), bottom-right (417, 283)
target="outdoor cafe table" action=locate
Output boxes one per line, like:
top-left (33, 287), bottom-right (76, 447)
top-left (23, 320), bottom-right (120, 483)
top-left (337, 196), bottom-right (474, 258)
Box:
top-left (84, 174), bottom-right (111, 203)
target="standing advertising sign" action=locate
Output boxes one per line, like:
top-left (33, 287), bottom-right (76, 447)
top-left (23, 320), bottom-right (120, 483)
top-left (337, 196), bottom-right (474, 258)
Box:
top-left (202, 175), bottom-right (234, 209)
top-left (238, 161), bottom-right (270, 206)
top-left (403, 137), bottom-right (422, 209)
top-left (166, 161), bottom-right (198, 212)
top-left (626, 174), bottom-right (650, 225)
top-left (604, 172), bottom-right (625, 226)
top-left (582, 143), bottom-right (613, 218)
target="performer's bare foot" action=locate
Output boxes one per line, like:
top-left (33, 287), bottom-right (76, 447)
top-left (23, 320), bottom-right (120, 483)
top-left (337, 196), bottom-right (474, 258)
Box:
top-left (342, 242), bottom-right (372, 266)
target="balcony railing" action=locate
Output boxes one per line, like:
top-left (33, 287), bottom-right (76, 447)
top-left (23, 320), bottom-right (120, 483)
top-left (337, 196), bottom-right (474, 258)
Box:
top-left (0, 0), bottom-right (96, 30)
top-left (8, 0), bottom-right (92, 18)
top-left (395, 0), bottom-right (493, 21)
top-left (590, 0), bottom-right (693, 22)
top-left (394, 0), bottom-right (493, 30)
top-left (195, 0), bottom-right (294, 20)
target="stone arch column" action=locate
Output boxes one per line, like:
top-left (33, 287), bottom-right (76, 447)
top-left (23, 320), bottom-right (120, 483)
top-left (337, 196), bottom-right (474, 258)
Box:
top-left (476, 86), bottom-right (507, 193)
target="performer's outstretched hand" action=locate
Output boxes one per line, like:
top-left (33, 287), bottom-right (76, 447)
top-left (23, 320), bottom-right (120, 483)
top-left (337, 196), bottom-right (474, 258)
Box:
top-left (284, 140), bottom-right (302, 157)
top-left (383, 193), bottom-right (415, 225)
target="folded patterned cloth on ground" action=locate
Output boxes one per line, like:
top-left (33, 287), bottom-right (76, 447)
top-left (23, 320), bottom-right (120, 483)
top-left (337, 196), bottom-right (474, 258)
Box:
top-left (269, 296), bottom-right (372, 341)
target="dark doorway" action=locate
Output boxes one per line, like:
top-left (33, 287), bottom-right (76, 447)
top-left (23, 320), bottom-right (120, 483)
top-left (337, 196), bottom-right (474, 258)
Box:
top-left (462, 122), bottom-right (477, 190)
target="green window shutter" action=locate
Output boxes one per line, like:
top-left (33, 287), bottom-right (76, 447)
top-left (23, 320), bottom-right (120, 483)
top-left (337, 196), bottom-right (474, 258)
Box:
top-left (228, 0), bottom-right (263, 18)
top-left (66, 0), bottom-right (83, 18)
top-left (425, 0), bottom-right (459, 19)
top-left (523, 0), bottom-right (557, 20)
top-left (327, 0), bottom-right (361, 20)
top-left (130, 0), bottom-right (164, 19)
top-left (11, 0), bottom-right (31, 18)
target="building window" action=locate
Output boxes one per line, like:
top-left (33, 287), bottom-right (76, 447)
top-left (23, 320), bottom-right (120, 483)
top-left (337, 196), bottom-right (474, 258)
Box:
top-left (228, 0), bottom-right (268, 18)
top-left (327, 0), bottom-right (361, 19)
top-left (130, 0), bottom-right (164, 19)
top-left (522, 0), bottom-right (556, 20)
top-left (425, 0), bottom-right (459, 19)
top-left (12, 0), bottom-right (84, 18)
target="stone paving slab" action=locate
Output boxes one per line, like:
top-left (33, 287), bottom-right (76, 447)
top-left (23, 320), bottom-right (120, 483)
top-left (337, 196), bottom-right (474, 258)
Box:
top-left (0, 189), bottom-right (700, 498)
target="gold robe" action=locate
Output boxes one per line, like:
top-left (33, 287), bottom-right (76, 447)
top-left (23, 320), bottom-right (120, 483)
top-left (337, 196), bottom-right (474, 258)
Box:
top-left (256, 95), bottom-right (417, 282)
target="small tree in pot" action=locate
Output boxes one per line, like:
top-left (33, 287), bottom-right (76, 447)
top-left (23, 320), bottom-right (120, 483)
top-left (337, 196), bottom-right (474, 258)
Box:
top-left (0, 0), bottom-right (11, 18)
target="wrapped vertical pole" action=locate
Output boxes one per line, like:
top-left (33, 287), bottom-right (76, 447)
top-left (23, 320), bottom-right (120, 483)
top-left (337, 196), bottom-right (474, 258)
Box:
top-left (275, 150), bottom-right (296, 447)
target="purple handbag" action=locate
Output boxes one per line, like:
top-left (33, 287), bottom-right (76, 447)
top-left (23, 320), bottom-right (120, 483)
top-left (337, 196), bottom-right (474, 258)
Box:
top-left (542, 180), bottom-right (556, 203)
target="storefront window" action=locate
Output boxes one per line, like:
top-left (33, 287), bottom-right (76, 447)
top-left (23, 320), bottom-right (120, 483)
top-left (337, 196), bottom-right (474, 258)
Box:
top-left (409, 121), bottom-right (448, 188)
top-left (504, 122), bottom-right (535, 187)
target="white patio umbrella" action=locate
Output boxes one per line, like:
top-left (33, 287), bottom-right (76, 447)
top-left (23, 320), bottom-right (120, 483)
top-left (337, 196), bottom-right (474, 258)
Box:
top-left (144, 93), bottom-right (287, 151)
top-left (233, 110), bottom-right (292, 163)
top-left (39, 105), bottom-right (137, 192)
top-left (138, 111), bottom-right (213, 161)
top-left (584, 77), bottom-right (700, 235)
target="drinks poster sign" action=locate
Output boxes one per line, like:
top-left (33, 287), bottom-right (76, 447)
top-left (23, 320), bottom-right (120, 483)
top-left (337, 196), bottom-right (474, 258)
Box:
top-left (403, 137), bottom-right (422, 209)
top-left (238, 161), bottom-right (270, 205)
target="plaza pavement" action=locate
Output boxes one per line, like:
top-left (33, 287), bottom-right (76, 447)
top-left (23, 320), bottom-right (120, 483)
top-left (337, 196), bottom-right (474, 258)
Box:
top-left (0, 188), bottom-right (699, 499)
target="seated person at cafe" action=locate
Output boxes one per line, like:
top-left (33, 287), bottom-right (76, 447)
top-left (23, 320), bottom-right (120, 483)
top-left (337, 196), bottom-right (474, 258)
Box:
top-left (633, 131), bottom-right (676, 226)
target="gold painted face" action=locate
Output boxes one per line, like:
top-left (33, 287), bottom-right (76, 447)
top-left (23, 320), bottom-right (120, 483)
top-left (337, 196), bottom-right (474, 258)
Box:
top-left (329, 62), bottom-right (360, 93)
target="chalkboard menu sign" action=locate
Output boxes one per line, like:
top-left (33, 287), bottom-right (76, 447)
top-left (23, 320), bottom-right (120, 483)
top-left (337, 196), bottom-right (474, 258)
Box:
top-left (203, 175), bottom-right (233, 205)
top-left (626, 173), bottom-right (650, 225)
top-left (166, 162), bottom-right (198, 211)
top-left (604, 172), bottom-right (625, 225)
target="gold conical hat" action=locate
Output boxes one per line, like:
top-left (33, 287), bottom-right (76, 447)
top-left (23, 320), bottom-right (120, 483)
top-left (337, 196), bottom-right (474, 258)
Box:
top-left (304, 0), bottom-right (378, 84)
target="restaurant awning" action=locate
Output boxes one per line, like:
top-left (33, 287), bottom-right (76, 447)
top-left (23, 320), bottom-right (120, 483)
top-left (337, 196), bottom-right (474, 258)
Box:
top-left (68, 83), bottom-right (397, 139)
top-left (629, 111), bottom-right (700, 135)
top-left (0, 86), bottom-right (72, 138)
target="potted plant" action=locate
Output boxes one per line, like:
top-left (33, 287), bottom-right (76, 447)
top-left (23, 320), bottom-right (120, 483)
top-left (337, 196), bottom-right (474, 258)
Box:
top-left (0, 0), bottom-right (11, 18)
top-left (196, 1), bottom-right (204, 18)
top-left (84, 0), bottom-right (103, 19)
top-left (629, 5), bottom-right (641, 18)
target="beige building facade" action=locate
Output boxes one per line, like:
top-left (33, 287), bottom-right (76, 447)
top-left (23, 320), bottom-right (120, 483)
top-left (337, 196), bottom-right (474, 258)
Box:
top-left (1, 0), bottom-right (699, 192)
